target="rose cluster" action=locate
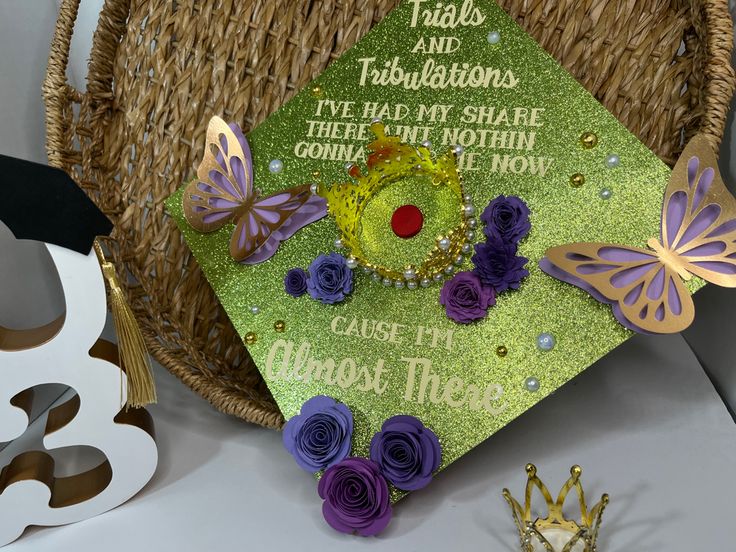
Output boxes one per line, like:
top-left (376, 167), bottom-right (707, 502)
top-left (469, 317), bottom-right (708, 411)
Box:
top-left (283, 396), bottom-right (442, 536)
top-left (441, 195), bottom-right (531, 324)
top-left (284, 252), bottom-right (353, 304)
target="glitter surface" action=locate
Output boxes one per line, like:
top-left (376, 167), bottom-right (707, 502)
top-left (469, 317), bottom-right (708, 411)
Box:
top-left (166, 0), bottom-right (704, 493)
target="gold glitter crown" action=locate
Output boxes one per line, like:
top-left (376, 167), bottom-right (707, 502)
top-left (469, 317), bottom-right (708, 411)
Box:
top-left (317, 121), bottom-right (472, 282)
top-left (503, 464), bottom-right (609, 552)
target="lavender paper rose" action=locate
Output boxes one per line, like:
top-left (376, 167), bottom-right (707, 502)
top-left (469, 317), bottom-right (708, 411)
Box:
top-left (318, 457), bottom-right (392, 536)
top-left (283, 395), bottom-right (353, 472)
top-left (369, 415), bottom-right (441, 491)
top-left (284, 267), bottom-right (308, 297)
top-left (307, 253), bottom-right (353, 304)
top-left (472, 237), bottom-right (529, 292)
top-left (481, 195), bottom-right (531, 245)
top-left (439, 271), bottom-right (496, 324)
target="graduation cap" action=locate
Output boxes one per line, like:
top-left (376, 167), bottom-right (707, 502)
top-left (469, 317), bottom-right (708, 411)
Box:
top-left (0, 154), bottom-right (113, 254)
top-left (0, 154), bottom-right (155, 407)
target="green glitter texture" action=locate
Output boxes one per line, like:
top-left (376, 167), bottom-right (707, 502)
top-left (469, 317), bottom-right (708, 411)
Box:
top-left (166, 0), bottom-right (704, 489)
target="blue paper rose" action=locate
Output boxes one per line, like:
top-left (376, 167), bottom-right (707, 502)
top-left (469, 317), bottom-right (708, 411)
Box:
top-left (480, 195), bottom-right (531, 245)
top-left (283, 395), bottom-right (353, 472)
top-left (306, 253), bottom-right (353, 304)
top-left (284, 267), bottom-right (308, 297)
top-left (472, 237), bottom-right (529, 292)
top-left (369, 415), bottom-right (442, 491)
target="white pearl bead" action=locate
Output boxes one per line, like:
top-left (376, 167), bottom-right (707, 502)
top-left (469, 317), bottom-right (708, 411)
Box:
top-left (464, 194), bottom-right (472, 203)
top-left (455, 255), bottom-right (464, 265)
top-left (444, 265), bottom-right (455, 275)
top-left (433, 273), bottom-right (444, 282)
top-left (487, 31), bottom-right (501, 44)
top-left (438, 237), bottom-right (451, 250)
top-left (421, 140), bottom-right (432, 148)
top-left (600, 188), bottom-right (613, 200)
top-left (464, 204), bottom-right (476, 216)
top-left (344, 162), bottom-right (354, 172)
top-left (310, 183), bottom-right (318, 194)
top-left (371, 117), bottom-right (382, 124)
top-left (268, 159), bottom-right (283, 174)
top-left (605, 153), bottom-right (620, 168)
top-left (420, 278), bottom-right (431, 288)
top-left (525, 377), bottom-right (540, 392)
top-left (334, 238), bottom-right (343, 249)
top-left (403, 268), bottom-right (417, 280)
top-left (394, 280), bottom-right (405, 289)
top-left (346, 257), bottom-right (358, 269)
top-left (453, 144), bottom-right (464, 156)
top-left (468, 218), bottom-right (477, 228)
top-left (407, 281), bottom-right (418, 290)
top-left (462, 243), bottom-right (472, 254)
top-left (466, 230), bottom-right (476, 240)
top-left (372, 273), bottom-right (382, 283)
top-left (536, 332), bottom-right (556, 351)
top-left (250, 305), bottom-right (260, 315)
top-left (362, 266), bottom-right (372, 274)
top-left (382, 278), bottom-right (392, 287)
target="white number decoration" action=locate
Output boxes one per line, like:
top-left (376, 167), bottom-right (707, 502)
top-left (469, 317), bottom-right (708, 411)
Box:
top-left (0, 242), bottom-right (158, 547)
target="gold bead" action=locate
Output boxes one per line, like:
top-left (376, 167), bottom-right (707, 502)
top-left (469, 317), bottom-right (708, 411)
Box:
top-left (570, 173), bottom-right (585, 187)
top-left (580, 132), bottom-right (598, 149)
top-left (274, 320), bottom-right (286, 333)
top-left (312, 170), bottom-right (321, 179)
top-left (311, 85), bottom-right (323, 98)
top-left (245, 332), bottom-right (257, 345)
top-left (496, 345), bottom-right (508, 358)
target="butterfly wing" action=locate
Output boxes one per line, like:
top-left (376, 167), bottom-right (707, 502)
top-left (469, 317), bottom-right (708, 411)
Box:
top-left (540, 243), bottom-right (694, 334)
top-left (183, 116), bottom-right (253, 232)
top-left (660, 134), bottom-right (736, 286)
top-left (229, 185), bottom-right (327, 263)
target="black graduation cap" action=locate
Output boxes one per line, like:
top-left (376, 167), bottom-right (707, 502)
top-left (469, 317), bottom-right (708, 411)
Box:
top-left (0, 154), bottom-right (113, 254)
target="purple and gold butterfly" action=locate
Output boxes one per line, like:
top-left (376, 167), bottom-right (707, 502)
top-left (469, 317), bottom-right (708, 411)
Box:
top-left (540, 135), bottom-right (736, 334)
top-left (183, 116), bottom-right (327, 263)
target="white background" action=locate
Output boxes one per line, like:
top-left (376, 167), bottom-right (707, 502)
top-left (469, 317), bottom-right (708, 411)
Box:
top-left (1, 1), bottom-right (736, 550)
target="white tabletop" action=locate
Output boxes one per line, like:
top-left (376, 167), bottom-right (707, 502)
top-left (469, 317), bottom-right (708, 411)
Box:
top-left (2, 1), bottom-right (736, 550)
top-left (4, 333), bottom-right (736, 551)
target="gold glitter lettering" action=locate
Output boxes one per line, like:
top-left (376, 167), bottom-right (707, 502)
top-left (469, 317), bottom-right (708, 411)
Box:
top-left (336, 358), bottom-right (359, 389)
top-left (416, 103), bottom-right (453, 123)
top-left (416, 358), bottom-right (443, 404)
top-left (443, 376), bottom-right (466, 407)
top-left (481, 384), bottom-right (507, 415)
top-left (431, 327), bottom-right (454, 351)
top-left (265, 338), bottom-right (292, 379)
top-left (490, 154), bottom-right (553, 176)
top-left (408, 0), bottom-right (486, 29)
top-left (357, 57), bottom-right (517, 91)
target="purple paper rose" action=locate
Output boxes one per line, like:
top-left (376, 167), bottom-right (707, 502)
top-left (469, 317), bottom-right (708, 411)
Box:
top-left (283, 395), bottom-right (353, 472)
top-left (472, 237), bottom-right (529, 292)
top-left (306, 253), bottom-right (353, 304)
top-left (481, 195), bottom-right (531, 245)
top-left (318, 457), bottom-right (392, 536)
top-left (284, 267), bottom-right (308, 297)
top-left (369, 415), bottom-right (442, 491)
top-left (439, 271), bottom-right (496, 324)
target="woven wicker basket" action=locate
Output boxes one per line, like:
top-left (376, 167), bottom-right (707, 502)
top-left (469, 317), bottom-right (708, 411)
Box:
top-left (44, 0), bottom-right (735, 430)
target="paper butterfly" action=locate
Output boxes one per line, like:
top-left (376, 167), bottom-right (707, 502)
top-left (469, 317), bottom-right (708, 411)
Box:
top-left (183, 116), bottom-right (327, 263)
top-left (540, 135), bottom-right (736, 334)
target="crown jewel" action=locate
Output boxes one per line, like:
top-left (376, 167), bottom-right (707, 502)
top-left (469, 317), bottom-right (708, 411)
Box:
top-left (317, 121), bottom-right (471, 282)
top-left (503, 464), bottom-right (609, 552)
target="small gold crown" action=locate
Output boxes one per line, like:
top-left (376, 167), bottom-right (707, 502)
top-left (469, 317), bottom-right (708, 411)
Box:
top-left (503, 464), bottom-right (609, 552)
top-left (317, 121), bottom-right (471, 282)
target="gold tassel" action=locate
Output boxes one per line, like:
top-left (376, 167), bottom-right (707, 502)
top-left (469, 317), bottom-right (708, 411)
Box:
top-left (93, 240), bottom-right (157, 409)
